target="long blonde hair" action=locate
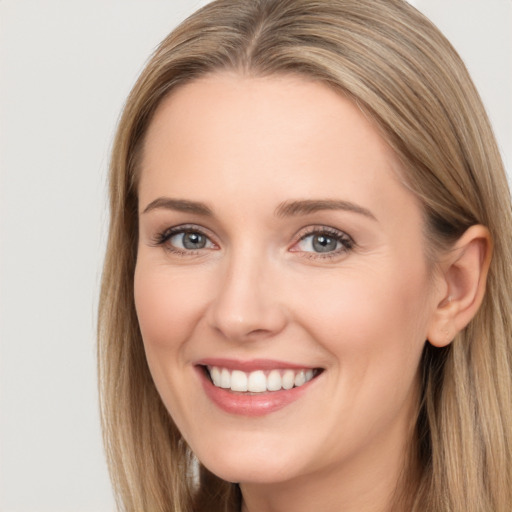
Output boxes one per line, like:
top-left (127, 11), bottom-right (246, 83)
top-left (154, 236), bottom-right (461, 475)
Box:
top-left (98, 1), bottom-right (512, 510)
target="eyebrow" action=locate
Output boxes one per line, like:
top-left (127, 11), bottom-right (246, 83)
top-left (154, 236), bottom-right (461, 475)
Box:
top-left (142, 197), bottom-right (213, 216)
top-left (142, 197), bottom-right (377, 221)
top-left (275, 199), bottom-right (377, 221)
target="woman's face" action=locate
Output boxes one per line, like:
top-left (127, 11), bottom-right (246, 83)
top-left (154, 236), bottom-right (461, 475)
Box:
top-left (135, 73), bottom-right (440, 487)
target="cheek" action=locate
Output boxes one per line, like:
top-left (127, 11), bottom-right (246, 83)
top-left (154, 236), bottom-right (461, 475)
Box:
top-left (290, 262), bottom-right (431, 367)
top-left (133, 263), bottom-right (206, 353)
top-left (133, 263), bottom-right (211, 421)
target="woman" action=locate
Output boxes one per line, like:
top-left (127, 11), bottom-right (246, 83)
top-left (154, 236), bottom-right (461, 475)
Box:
top-left (98, 0), bottom-right (512, 510)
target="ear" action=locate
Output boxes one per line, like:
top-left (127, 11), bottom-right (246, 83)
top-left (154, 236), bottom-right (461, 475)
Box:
top-left (427, 225), bottom-right (492, 348)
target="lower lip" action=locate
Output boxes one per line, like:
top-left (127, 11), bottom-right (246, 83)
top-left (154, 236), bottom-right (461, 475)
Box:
top-left (197, 367), bottom-right (318, 417)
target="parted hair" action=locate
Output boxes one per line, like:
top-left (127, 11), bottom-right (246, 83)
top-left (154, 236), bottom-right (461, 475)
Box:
top-left (98, 1), bottom-right (512, 510)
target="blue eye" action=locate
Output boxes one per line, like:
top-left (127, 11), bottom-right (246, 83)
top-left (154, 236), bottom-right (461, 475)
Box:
top-left (153, 226), bottom-right (216, 254)
top-left (170, 231), bottom-right (210, 250)
top-left (295, 228), bottom-right (354, 256)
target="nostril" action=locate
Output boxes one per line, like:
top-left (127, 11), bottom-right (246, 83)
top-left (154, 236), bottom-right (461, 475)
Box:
top-left (247, 328), bottom-right (273, 337)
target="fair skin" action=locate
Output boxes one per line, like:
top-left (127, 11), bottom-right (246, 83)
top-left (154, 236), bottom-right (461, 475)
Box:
top-left (134, 73), bottom-right (491, 512)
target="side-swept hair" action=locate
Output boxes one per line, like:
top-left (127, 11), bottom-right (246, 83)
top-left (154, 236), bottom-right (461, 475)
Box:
top-left (98, 1), bottom-right (512, 510)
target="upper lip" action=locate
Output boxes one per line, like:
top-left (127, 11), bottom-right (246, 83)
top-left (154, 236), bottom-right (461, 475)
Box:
top-left (195, 358), bottom-right (320, 372)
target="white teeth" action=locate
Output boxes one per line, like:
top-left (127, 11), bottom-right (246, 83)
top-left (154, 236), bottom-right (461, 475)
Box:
top-left (267, 369), bottom-right (282, 391)
top-left (247, 370), bottom-right (267, 392)
top-left (220, 368), bottom-right (231, 389)
top-left (207, 366), bottom-right (317, 393)
top-left (282, 370), bottom-right (295, 390)
top-left (231, 370), bottom-right (248, 391)
top-left (210, 366), bottom-right (221, 387)
top-left (294, 370), bottom-right (306, 387)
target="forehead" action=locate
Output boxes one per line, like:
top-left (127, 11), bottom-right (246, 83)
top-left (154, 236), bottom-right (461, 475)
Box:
top-left (142, 73), bottom-right (391, 168)
top-left (138, 72), bottom-right (420, 228)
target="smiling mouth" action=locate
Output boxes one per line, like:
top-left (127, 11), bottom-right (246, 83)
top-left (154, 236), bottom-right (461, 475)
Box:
top-left (202, 365), bottom-right (323, 393)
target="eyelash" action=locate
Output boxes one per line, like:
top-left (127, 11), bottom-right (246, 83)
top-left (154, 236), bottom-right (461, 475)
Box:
top-left (150, 224), bottom-right (217, 255)
top-left (151, 224), bottom-right (355, 259)
top-left (293, 226), bottom-right (355, 259)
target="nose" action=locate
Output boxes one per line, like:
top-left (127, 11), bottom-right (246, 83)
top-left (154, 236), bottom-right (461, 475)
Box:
top-left (206, 251), bottom-right (287, 342)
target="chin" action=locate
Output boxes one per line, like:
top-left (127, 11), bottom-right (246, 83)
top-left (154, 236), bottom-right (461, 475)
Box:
top-left (195, 440), bottom-right (303, 485)
top-left (202, 459), bottom-right (294, 485)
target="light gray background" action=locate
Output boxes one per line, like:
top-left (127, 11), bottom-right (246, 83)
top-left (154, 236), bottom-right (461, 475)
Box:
top-left (0, 1), bottom-right (510, 511)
